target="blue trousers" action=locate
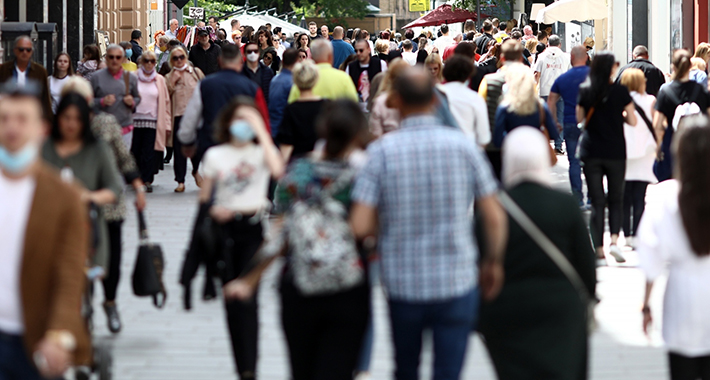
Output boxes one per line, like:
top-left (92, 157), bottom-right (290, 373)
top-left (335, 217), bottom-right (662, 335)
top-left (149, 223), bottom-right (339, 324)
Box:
top-left (563, 122), bottom-right (584, 204)
top-left (541, 95), bottom-right (564, 150)
top-left (388, 288), bottom-right (479, 380)
top-left (0, 332), bottom-right (48, 380)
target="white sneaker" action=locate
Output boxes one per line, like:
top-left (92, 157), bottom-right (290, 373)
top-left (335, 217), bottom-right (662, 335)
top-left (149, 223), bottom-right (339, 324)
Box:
top-left (608, 245), bottom-right (626, 263)
top-left (625, 236), bottom-right (634, 248)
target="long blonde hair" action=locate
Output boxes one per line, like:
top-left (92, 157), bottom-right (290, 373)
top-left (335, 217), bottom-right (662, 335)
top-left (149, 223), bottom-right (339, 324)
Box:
top-left (502, 64), bottom-right (538, 115)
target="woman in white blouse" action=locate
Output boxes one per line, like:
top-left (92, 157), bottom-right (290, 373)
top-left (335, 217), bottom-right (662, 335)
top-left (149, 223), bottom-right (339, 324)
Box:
top-left (637, 115), bottom-right (710, 379)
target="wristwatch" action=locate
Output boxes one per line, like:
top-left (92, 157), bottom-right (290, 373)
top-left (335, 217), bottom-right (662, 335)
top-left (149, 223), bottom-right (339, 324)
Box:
top-left (45, 330), bottom-right (77, 351)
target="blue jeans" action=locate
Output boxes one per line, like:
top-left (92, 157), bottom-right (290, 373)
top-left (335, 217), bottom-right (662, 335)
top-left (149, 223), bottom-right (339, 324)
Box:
top-left (542, 95), bottom-right (564, 150)
top-left (563, 122), bottom-right (584, 204)
top-left (388, 288), bottom-right (479, 380)
top-left (0, 332), bottom-right (49, 380)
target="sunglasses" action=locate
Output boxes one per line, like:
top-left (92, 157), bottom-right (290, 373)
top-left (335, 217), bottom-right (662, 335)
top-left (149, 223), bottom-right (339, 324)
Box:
top-left (586, 46), bottom-right (593, 50)
top-left (246, 49), bottom-right (259, 54)
top-left (299, 54), bottom-right (307, 58)
top-left (17, 47), bottom-right (32, 53)
top-left (172, 55), bottom-right (186, 61)
top-left (144, 59), bottom-right (156, 64)
top-left (356, 49), bottom-right (366, 53)
top-left (107, 55), bottom-right (123, 60)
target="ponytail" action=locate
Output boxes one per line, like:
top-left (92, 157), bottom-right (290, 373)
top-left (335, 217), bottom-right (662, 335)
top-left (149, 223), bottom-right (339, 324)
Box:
top-left (672, 49), bottom-right (692, 80)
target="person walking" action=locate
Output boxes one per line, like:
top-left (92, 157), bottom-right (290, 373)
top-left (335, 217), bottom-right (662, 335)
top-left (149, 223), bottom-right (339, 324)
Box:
top-left (616, 45), bottom-right (667, 97)
top-left (77, 44), bottom-right (104, 81)
top-left (256, 29), bottom-right (276, 59)
top-left (492, 64), bottom-right (560, 148)
top-left (0, 83), bottom-right (91, 380)
top-left (129, 30), bottom-right (143, 63)
top-left (441, 55), bottom-right (490, 147)
top-left (119, 42), bottom-right (138, 72)
top-left (224, 100), bottom-right (369, 380)
top-left (287, 39), bottom-right (358, 103)
top-left (350, 66), bottom-right (507, 380)
top-left (369, 59), bottom-right (409, 137)
top-left (332, 26), bottom-right (355, 69)
top-left (189, 29), bottom-right (222, 76)
top-left (548, 45), bottom-right (591, 206)
top-left (347, 39), bottom-right (387, 111)
top-left (534, 35), bottom-right (570, 154)
top-left (60, 76), bottom-right (147, 334)
top-left (198, 98), bottom-right (284, 380)
top-left (653, 49), bottom-right (710, 183)
top-left (48, 52), bottom-right (74, 114)
top-left (132, 51), bottom-right (171, 193)
top-left (0, 36), bottom-right (52, 119)
top-left (577, 51), bottom-right (638, 264)
top-left (618, 68), bottom-right (657, 249)
top-left (243, 42), bottom-right (275, 106)
top-left (479, 126), bottom-right (596, 380)
top-left (637, 116), bottom-right (710, 380)
top-left (689, 57), bottom-right (708, 88)
top-left (90, 44), bottom-right (141, 149)
top-left (296, 33), bottom-right (312, 58)
top-left (165, 46), bottom-right (204, 193)
top-left (268, 48), bottom-right (298, 138)
top-left (41, 93), bottom-right (123, 274)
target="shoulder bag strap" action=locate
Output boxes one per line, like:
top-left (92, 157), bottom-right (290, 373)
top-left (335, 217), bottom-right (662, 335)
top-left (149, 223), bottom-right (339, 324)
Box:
top-left (633, 101), bottom-right (657, 141)
top-left (498, 191), bottom-right (592, 304)
top-left (123, 71), bottom-right (130, 96)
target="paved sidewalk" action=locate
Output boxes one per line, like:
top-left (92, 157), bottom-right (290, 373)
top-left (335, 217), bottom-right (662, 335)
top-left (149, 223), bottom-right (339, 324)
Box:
top-left (91, 158), bottom-right (669, 379)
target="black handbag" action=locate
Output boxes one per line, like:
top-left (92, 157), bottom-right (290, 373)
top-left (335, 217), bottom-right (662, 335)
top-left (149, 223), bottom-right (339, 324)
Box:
top-left (132, 211), bottom-right (167, 308)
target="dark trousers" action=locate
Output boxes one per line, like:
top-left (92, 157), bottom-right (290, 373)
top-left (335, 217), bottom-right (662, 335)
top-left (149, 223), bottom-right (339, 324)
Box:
top-left (623, 181), bottom-right (649, 237)
top-left (218, 219), bottom-right (263, 379)
top-left (563, 123), bottom-right (584, 204)
top-left (486, 150), bottom-right (502, 181)
top-left (669, 352), bottom-right (710, 380)
top-left (0, 332), bottom-right (57, 380)
top-left (102, 220), bottom-right (123, 302)
top-left (281, 283), bottom-right (369, 380)
top-left (583, 158), bottom-right (626, 248)
top-left (172, 116), bottom-right (201, 183)
top-left (388, 288), bottom-right (479, 380)
top-left (131, 127), bottom-right (157, 184)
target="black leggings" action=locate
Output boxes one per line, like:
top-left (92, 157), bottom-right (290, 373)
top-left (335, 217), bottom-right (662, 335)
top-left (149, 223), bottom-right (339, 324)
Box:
top-left (172, 116), bottom-right (201, 183)
top-left (218, 219), bottom-right (263, 379)
top-left (622, 181), bottom-right (649, 237)
top-left (583, 158), bottom-right (626, 248)
top-left (281, 282), bottom-right (369, 380)
top-left (669, 352), bottom-right (710, 380)
top-left (131, 127), bottom-right (157, 184)
top-left (102, 220), bottom-right (123, 302)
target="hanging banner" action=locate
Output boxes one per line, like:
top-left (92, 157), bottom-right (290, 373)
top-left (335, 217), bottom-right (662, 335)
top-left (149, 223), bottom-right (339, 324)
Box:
top-left (409, 0), bottom-right (430, 13)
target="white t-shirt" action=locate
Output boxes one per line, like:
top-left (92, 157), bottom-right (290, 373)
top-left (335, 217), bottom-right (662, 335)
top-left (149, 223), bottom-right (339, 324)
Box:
top-left (401, 51), bottom-right (417, 66)
top-left (202, 144), bottom-right (271, 213)
top-left (440, 81), bottom-right (491, 146)
top-left (49, 75), bottom-right (70, 114)
top-left (434, 35), bottom-right (454, 54)
top-left (0, 172), bottom-right (36, 334)
top-left (637, 180), bottom-right (710, 357)
top-left (625, 92), bottom-right (657, 183)
top-left (533, 47), bottom-right (571, 96)
top-left (16, 65), bottom-right (28, 87)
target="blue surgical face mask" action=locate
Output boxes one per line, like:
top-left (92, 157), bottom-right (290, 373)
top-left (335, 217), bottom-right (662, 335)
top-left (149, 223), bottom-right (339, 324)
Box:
top-left (0, 143), bottom-right (38, 174)
top-left (230, 120), bottom-right (255, 142)
top-left (125, 49), bottom-right (133, 59)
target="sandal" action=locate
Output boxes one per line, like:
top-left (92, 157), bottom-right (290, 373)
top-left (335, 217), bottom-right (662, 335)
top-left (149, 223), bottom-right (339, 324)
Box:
top-left (174, 183), bottom-right (185, 193)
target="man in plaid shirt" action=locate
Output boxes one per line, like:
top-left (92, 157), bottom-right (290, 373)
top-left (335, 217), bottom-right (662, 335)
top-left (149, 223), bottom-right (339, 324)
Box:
top-left (351, 67), bottom-right (508, 380)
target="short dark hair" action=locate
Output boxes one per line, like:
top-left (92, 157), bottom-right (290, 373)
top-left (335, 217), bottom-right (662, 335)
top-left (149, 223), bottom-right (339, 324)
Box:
top-left (220, 43), bottom-right (242, 61)
top-left (510, 30), bottom-right (522, 40)
top-left (213, 96), bottom-right (258, 144)
top-left (52, 93), bottom-right (96, 144)
top-left (231, 19), bottom-right (239, 26)
top-left (282, 48), bottom-right (299, 67)
top-left (208, 16), bottom-right (217, 22)
top-left (393, 69), bottom-right (433, 107)
top-left (404, 29), bottom-right (414, 39)
top-left (402, 39), bottom-right (413, 50)
top-left (440, 25), bottom-right (449, 34)
top-left (317, 100), bottom-right (369, 158)
top-left (443, 55), bottom-right (475, 82)
top-left (499, 22), bottom-right (507, 30)
top-left (453, 42), bottom-right (476, 58)
top-left (501, 39), bottom-right (523, 62)
top-left (537, 30), bottom-right (548, 40)
top-left (131, 29), bottom-right (142, 40)
top-left (482, 21), bottom-right (493, 32)
top-left (273, 27), bottom-right (282, 35)
top-left (167, 39), bottom-right (181, 48)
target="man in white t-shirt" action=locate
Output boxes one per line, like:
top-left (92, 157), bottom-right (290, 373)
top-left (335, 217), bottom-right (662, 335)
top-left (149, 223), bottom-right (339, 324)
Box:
top-left (401, 39), bottom-right (417, 66)
top-left (433, 24), bottom-right (454, 54)
top-left (440, 55), bottom-right (490, 147)
top-left (534, 34), bottom-right (570, 153)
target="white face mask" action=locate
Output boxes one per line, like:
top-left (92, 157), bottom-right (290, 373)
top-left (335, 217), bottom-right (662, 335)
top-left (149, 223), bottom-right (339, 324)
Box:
top-left (246, 52), bottom-right (259, 62)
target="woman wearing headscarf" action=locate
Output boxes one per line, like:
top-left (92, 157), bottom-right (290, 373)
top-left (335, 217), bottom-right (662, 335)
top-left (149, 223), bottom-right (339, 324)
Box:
top-left (478, 127), bottom-right (596, 380)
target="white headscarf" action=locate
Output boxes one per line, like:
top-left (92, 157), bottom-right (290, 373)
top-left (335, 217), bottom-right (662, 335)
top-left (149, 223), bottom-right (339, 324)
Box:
top-left (502, 126), bottom-right (552, 188)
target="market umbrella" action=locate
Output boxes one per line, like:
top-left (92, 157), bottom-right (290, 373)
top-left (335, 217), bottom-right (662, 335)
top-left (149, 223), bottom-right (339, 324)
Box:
top-left (402, 4), bottom-right (486, 29)
top-left (536, 0), bottom-right (607, 24)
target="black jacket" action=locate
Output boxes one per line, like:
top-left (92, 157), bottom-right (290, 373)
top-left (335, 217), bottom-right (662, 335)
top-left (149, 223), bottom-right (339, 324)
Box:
top-left (130, 40), bottom-right (143, 63)
top-left (616, 59), bottom-right (666, 96)
top-left (243, 62), bottom-right (275, 105)
top-left (348, 56), bottom-right (384, 96)
top-left (189, 41), bottom-right (222, 76)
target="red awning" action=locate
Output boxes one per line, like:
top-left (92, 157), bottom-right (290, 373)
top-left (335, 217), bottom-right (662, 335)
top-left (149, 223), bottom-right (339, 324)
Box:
top-left (402, 4), bottom-right (488, 29)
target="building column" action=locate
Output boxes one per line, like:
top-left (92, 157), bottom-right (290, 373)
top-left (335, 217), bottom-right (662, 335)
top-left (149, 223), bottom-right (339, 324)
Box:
top-left (611, 0), bottom-right (627, 62)
top-left (631, 0), bottom-right (648, 50)
top-left (649, 0), bottom-right (670, 73)
top-left (695, 0), bottom-right (709, 46)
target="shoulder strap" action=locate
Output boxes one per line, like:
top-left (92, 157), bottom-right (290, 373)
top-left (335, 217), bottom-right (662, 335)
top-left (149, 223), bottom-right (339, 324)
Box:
top-left (538, 101), bottom-right (545, 129)
top-left (633, 101), bottom-right (657, 141)
top-left (124, 72), bottom-right (130, 95)
top-left (498, 191), bottom-right (592, 304)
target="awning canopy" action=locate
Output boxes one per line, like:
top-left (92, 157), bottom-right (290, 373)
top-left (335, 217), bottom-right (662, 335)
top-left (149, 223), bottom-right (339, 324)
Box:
top-left (535, 0), bottom-right (607, 24)
top-left (222, 14), bottom-right (308, 37)
top-left (402, 4), bottom-right (486, 29)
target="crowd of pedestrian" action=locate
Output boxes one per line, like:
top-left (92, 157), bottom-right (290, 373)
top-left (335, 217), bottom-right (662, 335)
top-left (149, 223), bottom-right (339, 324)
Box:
top-left (2, 14), bottom-right (710, 380)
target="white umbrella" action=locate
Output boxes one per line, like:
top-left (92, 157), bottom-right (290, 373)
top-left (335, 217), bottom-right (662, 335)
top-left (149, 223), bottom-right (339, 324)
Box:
top-left (536, 0), bottom-right (607, 24)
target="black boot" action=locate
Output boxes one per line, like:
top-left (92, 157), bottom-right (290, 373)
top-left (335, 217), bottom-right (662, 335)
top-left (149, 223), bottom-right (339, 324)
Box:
top-left (164, 147), bottom-right (173, 164)
top-left (103, 301), bottom-right (122, 333)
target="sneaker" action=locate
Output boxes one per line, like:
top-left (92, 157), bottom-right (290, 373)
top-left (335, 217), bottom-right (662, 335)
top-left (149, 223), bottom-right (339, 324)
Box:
top-left (596, 257), bottom-right (608, 267)
top-left (145, 183), bottom-right (153, 193)
top-left (608, 245), bottom-right (626, 263)
top-left (625, 236), bottom-right (634, 248)
top-left (555, 147), bottom-right (565, 155)
top-left (103, 301), bottom-right (122, 333)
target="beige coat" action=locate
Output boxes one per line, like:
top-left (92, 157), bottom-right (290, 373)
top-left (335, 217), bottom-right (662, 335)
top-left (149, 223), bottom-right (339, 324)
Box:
top-left (165, 65), bottom-right (204, 118)
top-left (153, 74), bottom-right (172, 151)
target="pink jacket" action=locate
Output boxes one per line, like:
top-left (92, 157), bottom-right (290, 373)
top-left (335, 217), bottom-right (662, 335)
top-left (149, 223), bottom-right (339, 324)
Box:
top-left (154, 75), bottom-right (172, 151)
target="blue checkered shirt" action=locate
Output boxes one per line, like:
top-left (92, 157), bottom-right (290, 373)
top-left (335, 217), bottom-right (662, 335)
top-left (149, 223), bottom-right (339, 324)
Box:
top-left (352, 115), bottom-right (499, 302)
